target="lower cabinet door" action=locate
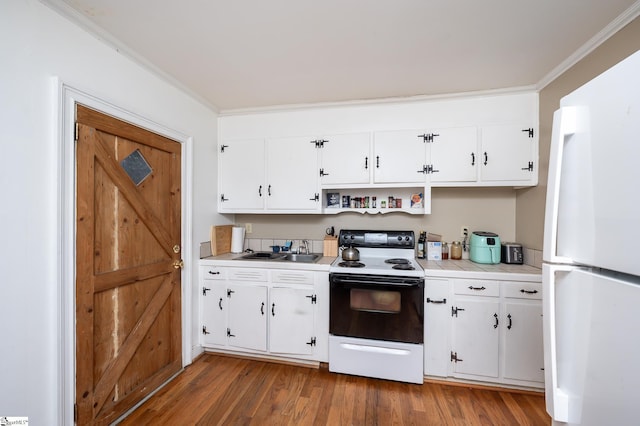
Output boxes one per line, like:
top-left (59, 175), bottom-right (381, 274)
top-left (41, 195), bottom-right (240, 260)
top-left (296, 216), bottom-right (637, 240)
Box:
top-left (503, 300), bottom-right (544, 382)
top-left (227, 284), bottom-right (268, 352)
top-left (451, 298), bottom-right (500, 378)
top-left (424, 279), bottom-right (451, 377)
top-left (201, 282), bottom-right (227, 346)
top-left (269, 287), bottom-right (315, 355)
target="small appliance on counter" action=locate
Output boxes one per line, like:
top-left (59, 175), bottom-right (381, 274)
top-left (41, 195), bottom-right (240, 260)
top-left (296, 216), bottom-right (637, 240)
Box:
top-left (469, 231), bottom-right (501, 264)
top-left (501, 242), bottom-right (523, 264)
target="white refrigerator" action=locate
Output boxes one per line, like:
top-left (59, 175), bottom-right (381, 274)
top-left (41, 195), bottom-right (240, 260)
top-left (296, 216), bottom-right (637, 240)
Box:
top-left (543, 48), bottom-right (640, 425)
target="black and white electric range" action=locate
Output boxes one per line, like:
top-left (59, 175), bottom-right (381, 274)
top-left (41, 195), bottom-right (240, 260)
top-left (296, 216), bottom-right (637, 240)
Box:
top-left (328, 230), bottom-right (424, 384)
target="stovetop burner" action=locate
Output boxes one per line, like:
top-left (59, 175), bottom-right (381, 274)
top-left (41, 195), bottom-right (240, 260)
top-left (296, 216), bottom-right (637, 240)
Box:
top-left (385, 258), bottom-right (411, 265)
top-left (338, 261), bottom-right (366, 268)
top-left (392, 264), bottom-right (415, 271)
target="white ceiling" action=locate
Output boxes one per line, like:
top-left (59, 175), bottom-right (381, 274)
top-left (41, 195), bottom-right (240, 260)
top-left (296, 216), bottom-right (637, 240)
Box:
top-left (45, 0), bottom-right (640, 111)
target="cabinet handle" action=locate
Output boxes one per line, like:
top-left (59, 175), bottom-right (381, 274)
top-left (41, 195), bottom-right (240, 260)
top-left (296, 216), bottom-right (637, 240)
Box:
top-left (376, 156), bottom-right (380, 168)
top-left (365, 156), bottom-right (368, 169)
top-left (507, 313), bottom-right (512, 330)
top-left (468, 285), bottom-right (486, 291)
top-left (272, 303), bottom-right (276, 317)
top-left (208, 271), bottom-right (220, 275)
top-left (219, 298), bottom-right (223, 310)
top-left (427, 298), bottom-right (447, 304)
top-left (493, 313), bottom-right (499, 329)
top-left (258, 185), bottom-right (262, 197)
top-left (484, 152), bottom-right (488, 166)
top-left (268, 185), bottom-right (272, 196)
top-left (471, 152), bottom-right (475, 166)
top-left (261, 302), bottom-right (265, 316)
top-left (520, 289), bottom-right (539, 294)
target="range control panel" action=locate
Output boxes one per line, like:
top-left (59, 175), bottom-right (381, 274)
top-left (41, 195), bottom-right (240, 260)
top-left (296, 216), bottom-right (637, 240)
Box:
top-left (338, 230), bottom-right (415, 248)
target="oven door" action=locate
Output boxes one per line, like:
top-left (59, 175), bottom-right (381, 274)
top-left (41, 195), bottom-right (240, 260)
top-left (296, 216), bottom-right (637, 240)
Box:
top-left (330, 273), bottom-right (424, 344)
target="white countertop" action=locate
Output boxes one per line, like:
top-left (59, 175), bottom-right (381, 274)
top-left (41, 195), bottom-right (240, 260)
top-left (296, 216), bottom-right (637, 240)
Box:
top-left (200, 254), bottom-right (541, 280)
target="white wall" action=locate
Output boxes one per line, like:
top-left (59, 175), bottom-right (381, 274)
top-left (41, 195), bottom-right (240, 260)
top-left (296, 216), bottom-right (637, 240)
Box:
top-left (0, 1), bottom-right (219, 423)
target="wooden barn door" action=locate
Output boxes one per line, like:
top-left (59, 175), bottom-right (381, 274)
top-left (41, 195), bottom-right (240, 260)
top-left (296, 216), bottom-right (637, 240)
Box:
top-left (75, 105), bottom-right (182, 425)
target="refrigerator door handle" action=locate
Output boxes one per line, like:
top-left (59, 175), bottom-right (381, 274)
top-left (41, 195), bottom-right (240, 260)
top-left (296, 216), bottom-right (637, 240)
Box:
top-left (543, 263), bottom-right (571, 422)
top-left (543, 106), bottom-right (580, 265)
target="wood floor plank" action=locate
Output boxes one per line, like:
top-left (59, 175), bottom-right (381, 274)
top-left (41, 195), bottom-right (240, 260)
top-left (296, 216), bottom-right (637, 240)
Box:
top-left (117, 354), bottom-right (550, 425)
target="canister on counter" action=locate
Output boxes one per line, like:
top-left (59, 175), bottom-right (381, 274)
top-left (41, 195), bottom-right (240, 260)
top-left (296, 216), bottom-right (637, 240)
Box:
top-left (451, 241), bottom-right (462, 260)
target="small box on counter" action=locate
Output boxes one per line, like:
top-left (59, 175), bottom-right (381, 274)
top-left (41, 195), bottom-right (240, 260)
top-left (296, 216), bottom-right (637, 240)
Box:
top-left (427, 241), bottom-right (442, 260)
top-left (323, 235), bottom-right (338, 257)
top-left (326, 192), bottom-right (340, 208)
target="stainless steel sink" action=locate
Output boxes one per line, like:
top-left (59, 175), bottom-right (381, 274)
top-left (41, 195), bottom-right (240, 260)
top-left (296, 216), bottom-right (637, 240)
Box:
top-left (282, 253), bottom-right (321, 263)
top-left (236, 252), bottom-right (321, 263)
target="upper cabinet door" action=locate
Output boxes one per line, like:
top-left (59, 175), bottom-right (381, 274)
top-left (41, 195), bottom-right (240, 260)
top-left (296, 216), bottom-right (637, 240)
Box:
top-left (218, 139), bottom-right (265, 211)
top-left (320, 133), bottom-right (371, 185)
top-left (429, 127), bottom-right (478, 184)
top-left (266, 136), bottom-right (320, 211)
top-left (373, 130), bottom-right (428, 184)
top-left (480, 124), bottom-right (536, 183)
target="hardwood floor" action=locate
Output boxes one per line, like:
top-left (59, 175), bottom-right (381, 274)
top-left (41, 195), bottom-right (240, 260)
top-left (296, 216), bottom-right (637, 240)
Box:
top-left (118, 354), bottom-right (550, 425)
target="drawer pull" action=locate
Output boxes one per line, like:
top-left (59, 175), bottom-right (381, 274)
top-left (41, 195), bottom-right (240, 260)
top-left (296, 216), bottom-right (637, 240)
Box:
top-left (427, 298), bottom-right (447, 304)
top-left (468, 285), bottom-right (486, 291)
top-left (208, 270), bottom-right (220, 275)
top-left (520, 289), bottom-right (539, 294)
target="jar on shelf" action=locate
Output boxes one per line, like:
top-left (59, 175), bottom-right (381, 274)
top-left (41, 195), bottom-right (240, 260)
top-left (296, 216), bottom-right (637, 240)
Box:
top-left (442, 242), bottom-right (449, 260)
top-left (451, 241), bottom-right (462, 260)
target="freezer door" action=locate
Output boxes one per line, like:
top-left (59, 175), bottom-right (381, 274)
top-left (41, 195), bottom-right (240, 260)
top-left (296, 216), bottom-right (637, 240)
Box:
top-left (543, 50), bottom-right (640, 275)
top-left (543, 263), bottom-right (640, 425)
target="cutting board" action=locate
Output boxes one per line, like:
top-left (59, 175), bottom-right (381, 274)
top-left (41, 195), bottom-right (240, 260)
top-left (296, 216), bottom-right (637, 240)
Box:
top-left (210, 225), bottom-right (233, 256)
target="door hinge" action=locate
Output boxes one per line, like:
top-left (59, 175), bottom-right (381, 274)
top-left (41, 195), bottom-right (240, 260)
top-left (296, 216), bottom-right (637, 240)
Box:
top-left (306, 337), bottom-right (317, 347)
top-left (451, 306), bottom-right (465, 317)
top-left (220, 193), bottom-right (229, 202)
top-left (202, 325), bottom-right (210, 335)
top-left (451, 351), bottom-right (463, 363)
top-left (418, 133), bottom-right (440, 143)
top-left (74, 122), bottom-right (79, 142)
top-left (522, 128), bottom-right (534, 138)
top-left (319, 168), bottom-right (329, 177)
top-left (521, 161), bottom-right (534, 172)
top-left (306, 294), bottom-right (317, 304)
top-left (220, 144), bottom-right (229, 153)
top-left (309, 193), bottom-right (320, 202)
top-left (227, 289), bottom-right (234, 297)
top-left (311, 139), bottom-right (327, 148)
top-left (202, 287), bottom-right (211, 296)
top-left (227, 327), bottom-right (235, 338)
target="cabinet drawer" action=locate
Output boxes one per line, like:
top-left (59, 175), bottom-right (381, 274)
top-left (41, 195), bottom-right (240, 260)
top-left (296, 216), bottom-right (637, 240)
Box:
top-left (453, 279), bottom-right (499, 297)
top-left (502, 281), bottom-right (542, 300)
top-left (228, 269), bottom-right (268, 282)
top-left (271, 270), bottom-right (314, 285)
top-left (201, 266), bottom-right (227, 280)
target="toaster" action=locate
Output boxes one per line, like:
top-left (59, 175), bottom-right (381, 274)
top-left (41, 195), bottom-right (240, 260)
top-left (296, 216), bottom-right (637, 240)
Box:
top-left (501, 242), bottom-right (524, 264)
top-left (469, 231), bottom-right (501, 264)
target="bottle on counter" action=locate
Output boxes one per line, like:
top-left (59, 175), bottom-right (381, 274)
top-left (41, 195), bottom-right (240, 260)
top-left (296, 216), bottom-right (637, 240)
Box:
top-left (451, 241), bottom-right (462, 260)
top-left (442, 242), bottom-right (449, 260)
top-left (417, 231), bottom-right (426, 259)
top-left (462, 241), bottom-right (470, 260)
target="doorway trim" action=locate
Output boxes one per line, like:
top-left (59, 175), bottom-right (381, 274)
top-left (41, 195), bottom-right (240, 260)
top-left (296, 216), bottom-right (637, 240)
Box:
top-left (54, 78), bottom-right (194, 425)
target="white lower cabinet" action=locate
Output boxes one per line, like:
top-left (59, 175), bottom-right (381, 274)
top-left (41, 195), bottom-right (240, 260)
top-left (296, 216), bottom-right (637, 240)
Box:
top-left (200, 264), bottom-right (328, 362)
top-left (426, 275), bottom-right (544, 389)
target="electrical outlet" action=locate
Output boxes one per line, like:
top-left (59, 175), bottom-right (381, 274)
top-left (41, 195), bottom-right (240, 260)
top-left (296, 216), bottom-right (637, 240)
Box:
top-left (461, 226), bottom-right (469, 238)
top-left (245, 223), bottom-right (253, 234)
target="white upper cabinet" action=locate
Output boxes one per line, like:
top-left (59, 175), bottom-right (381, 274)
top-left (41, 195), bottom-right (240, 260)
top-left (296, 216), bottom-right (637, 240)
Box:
top-left (373, 130), bottom-right (428, 184)
top-left (319, 133), bottom-right (371, 185)
top-left (218, 136), bottom-right (321, 213)
top-left (266, 136), bottom-right (320, 211)
top-left (218, 138), bottom-right (265, 210)
top-left (428, 126), bottom-right (478, 184)
top-left (479, 124), bottom-right (537, 184)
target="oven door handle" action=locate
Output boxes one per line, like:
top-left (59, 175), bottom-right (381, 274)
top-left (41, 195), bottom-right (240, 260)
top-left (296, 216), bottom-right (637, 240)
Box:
top-left (330, 277), bottom-right (423, 287)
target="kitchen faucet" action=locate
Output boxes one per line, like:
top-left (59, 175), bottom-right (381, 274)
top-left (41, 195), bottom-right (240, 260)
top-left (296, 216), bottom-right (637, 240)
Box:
top-left (300, 240), bottom-right (309, 254)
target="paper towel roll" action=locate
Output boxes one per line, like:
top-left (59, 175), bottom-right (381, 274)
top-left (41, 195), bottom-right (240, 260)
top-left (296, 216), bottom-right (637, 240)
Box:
top-left (231, 226), bottom-right (245, 253)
